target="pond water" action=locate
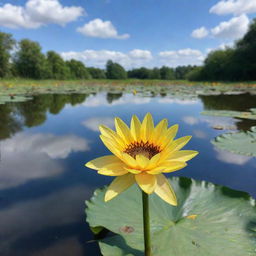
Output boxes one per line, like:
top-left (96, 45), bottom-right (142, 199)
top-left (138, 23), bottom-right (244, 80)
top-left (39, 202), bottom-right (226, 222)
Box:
top-left (0, 88), bottom-right (256, 256)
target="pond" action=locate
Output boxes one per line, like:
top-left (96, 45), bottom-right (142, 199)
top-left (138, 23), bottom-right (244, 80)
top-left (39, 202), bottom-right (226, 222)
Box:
top-left (0, 86), bottom-right (256, 255)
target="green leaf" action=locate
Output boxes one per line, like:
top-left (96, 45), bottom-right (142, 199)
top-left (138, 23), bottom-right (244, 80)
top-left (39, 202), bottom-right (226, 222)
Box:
top-left (85, 177), bottom-right (256, 256)
top-left (201, 110), bottom-right (256, 120)
top-left (212, 126), bottom-right (256, 156)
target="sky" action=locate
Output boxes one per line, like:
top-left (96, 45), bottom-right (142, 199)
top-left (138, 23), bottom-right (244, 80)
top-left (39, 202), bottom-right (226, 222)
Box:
top-left (0, 0), bottom-right (255, 69)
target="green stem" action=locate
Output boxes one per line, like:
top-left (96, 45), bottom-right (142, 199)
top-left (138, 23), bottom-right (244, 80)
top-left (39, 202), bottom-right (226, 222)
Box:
top-left (142, 191), bottom-right (151, 256)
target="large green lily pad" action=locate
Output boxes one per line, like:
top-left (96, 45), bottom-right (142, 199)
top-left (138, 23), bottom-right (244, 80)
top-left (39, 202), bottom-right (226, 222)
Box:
top-left (201, 110), bottom-right (256, 120)
top-left (212, 126), bottom-right (256, 156)
top-left (85, 177), bottom-right (256, 256)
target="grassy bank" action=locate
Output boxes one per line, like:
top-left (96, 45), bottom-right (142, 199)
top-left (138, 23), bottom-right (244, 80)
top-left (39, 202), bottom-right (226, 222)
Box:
top-left (1, 78), bottom-right (256, 87)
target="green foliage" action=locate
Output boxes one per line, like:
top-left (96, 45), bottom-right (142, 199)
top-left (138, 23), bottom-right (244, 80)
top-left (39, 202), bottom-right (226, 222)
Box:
top-left (175, 65), bottom-right (197, 79)
top-left (160, 66), bottom-right (175, 80)
top-left (86, 177), bottom-right (256, 256)
top-left (190, 19), bottom-right (256, 81)
top-left (212, 126), bottom-right (256, 156)
top-left (0, 31), bottom-right (15, 78)
top-left (87, 67), bottom-right (106, 79)
top-left (128, 68), bottom-right (152, 79)
top-left (106, 60), bottom-right (127, 79)
top-left (13, 39), bottom-right (49, 79)
top-left (201, 110), bottom-right (256, 120)
top-left (186, 67), bottom-right (203, 81)
top-left (47, 51), bottom-right (71, 79)
top-left (66, 59), bottom-right (91, 79)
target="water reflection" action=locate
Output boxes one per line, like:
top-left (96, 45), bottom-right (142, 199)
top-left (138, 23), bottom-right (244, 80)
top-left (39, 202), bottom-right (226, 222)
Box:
top-left (0, 89), bottom-right (256, 256)
top-left (0, 133), bottom-right (89, 189)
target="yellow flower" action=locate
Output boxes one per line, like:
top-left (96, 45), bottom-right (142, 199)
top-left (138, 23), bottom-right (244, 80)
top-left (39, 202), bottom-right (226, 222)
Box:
top-left (85, 113), bottom-right (198, 206)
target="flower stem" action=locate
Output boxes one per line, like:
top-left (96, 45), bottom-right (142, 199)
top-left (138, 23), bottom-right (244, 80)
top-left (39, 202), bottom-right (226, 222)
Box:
top-left (142, 191), bottom-right (151, 256)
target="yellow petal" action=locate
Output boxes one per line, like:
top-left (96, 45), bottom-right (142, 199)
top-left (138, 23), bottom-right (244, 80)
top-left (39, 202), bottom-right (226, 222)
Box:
top-left (85, 155), bottom-right (121, 170)
top-left (147, 153), bottom-right (161, 170)
top-left (130, 115), bottom-right (141, 141)
top-left (141, 113), bottom-right (154, 142)
top-left (124, 167), bottom-right (142, 174)
top-left (154, 174), bottom-right (177, 206)
top-left (100, 135), bottom-right (122, 158)
top-left (105, 174), bottom-right (135, 201)
top-left (98, 166), bottom-right (128, 176)
top-left (135, 173), bottom-right (156, 194)
top-left (115, 117), bottom-right (133, 144)
top-left (99, 125), bottom-right (126, 149)
top-left (151, 119), bottom-right (168, 144)
top-left (161, 124), bottom-right (179, 148)
top-left (167, 150), bottom-right (199, 162)
top-left (86, 155), bottom-right (128, 176)
top-left (121, 153), bottom-right (138, 168)
top-left (172, 136), bottom-right (192, 151)
top-left (147, 161), bottom-right (187, 174)
top-left (136, 154), bottom-right (150, 169)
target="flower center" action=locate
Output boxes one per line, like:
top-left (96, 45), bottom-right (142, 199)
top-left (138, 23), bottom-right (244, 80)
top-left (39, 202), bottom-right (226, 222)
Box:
top-left (124, 141), bottom-right (161, 159)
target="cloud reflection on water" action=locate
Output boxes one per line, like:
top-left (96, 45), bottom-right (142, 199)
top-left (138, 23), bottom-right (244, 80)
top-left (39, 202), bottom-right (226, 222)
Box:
top-left (0, 133), bottom-right (89, 189)
top-left (0, 185), bottom-right (92, 256)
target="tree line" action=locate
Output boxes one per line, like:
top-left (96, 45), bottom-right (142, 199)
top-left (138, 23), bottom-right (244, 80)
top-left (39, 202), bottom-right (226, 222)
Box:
top-left (0, 31), bottom-right (197, 80)
top-left (186, 19), bottom-right (256, 82)
top-left (1, 18), bottom-right (255, 81)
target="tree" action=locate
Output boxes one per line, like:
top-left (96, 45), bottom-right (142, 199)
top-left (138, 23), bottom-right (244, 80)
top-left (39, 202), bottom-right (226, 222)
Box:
top-left (0, 31), bottom-right (15, 77)
top-left (87, 67), bottom-right (106, 79)
top-left (47, 51), bottom-right (71, 79)
top-left (150, 68), bottom-right (161, 79)
top-left (160, 66), bottom-right (175, 80)
top-left (175, 65), bottom-right (197, 80)
top-left (13, 39), bottom-right (49, 79)
top-left (202, 49), bottom-right (235, 81)
top-left (234, 18), bottom-right (256, 80)
top-left (106, 60), bottom-right (127, 79)
top-left (66, 59), bottom-right (91, 79)
top-left (128, 67), bottom-right (151, 79)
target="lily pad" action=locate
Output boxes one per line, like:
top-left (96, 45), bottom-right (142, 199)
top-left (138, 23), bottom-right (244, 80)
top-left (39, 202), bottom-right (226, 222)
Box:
top-left (86, 177), bottom-right (256, 256)
top-left (201, 110), bottom-right (256, 120)
top-left (212, 126), bottom-right (256, 156)
top-left (0, 95), bottom-right (33, 104)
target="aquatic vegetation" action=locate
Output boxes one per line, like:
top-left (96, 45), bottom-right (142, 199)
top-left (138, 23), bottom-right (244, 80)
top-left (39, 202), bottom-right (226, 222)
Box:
top-left (212, 126), bottom-right (256, 156)
top-left (201, 109), bottom-right (256, 120)
top-left (86, 176), bottom-right (256, 256)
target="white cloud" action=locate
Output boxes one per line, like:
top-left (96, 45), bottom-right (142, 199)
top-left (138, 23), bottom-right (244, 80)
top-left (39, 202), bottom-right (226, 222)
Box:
top-left (182, 116), bottom-right (199, 125)
top-left (82, 93), bottom-right (151, 107)
top-left (157, 98), bottom-right (198, 105)
top-left (159, 48), bottom-right (205, 66)
top-left (77, 18), bottom-right (129, 39)
top-left (61, 48), bottom-right (206, 69)
top-left (215, 148), bottom-right (252, 165)
top-left (0, 133), bottom-right (89, 189)
top-left (191, 26), bottom-right (209, 39)
top-left (206, 42), bottom-right (234, 54)
top-left (4, 133), bottom-right (89, 159)
top-left (210, 0), bottom-right (256, 15)
top-left (211, 14), bottom-right (249, 40)
top-left (61, 49), bottom-right (153, 68)
top-left (82, 117), bottom-right (115, 131)
top-left (128, 49), bottom-right (152, 59)
top-left (193, 129), bottom-right (208, 139)
top-left (0, 0), bottom-right (84, 29)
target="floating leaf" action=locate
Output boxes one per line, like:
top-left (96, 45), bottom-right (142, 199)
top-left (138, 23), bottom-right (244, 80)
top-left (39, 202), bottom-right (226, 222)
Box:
top-left (0, 95), bottom-right (33, 104)
top-left (212, 127), bottom-right (256, 156)
top-left (201, 110), bottom-right (256, 120)
top-left (86, 177), bottom-right (256, 256)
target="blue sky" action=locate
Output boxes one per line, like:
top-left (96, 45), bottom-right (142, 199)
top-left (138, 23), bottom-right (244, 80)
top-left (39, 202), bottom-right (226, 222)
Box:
top-left (0, 0), bottom-right (255, 68)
